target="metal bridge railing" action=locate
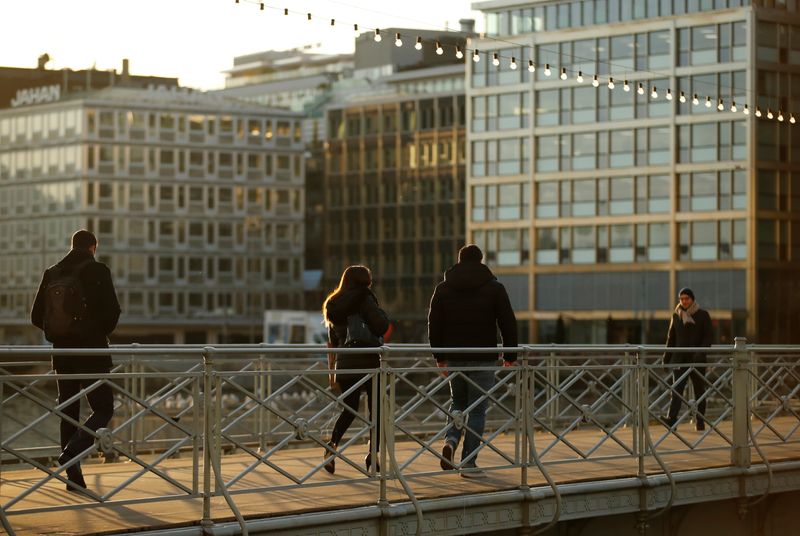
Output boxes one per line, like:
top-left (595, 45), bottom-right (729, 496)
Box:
top-left (0, 339), bottom-right (798, 535)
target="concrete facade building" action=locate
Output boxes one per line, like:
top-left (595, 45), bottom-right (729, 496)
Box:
top-left (469, 0), bottom-right (800, 343)
top-left (0, 86), bottom-right (305, 344)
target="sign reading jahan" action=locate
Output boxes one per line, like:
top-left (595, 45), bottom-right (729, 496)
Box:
top-left (10, 85), bottom-right (61, 108)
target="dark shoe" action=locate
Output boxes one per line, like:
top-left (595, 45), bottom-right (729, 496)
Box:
top-left (440, 442), bottom-right (455, 471)
top-left (65, 464), bottom-right (86, 491)
top-left (364, 452), bottom-right (380, 472)
top-left (695, 420), bottom-right (705, 432)
top-left (323, 441), bottom-right (336, 474)
top-left (663, 416), bottom-right (677, 428)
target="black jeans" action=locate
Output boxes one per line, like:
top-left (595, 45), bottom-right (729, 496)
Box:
top-left (55, 360), bottom-right (114, 455)
top-left (330, 372), bottom-right (379, 451)
top-left (667, 366), bottom-right (707, 424)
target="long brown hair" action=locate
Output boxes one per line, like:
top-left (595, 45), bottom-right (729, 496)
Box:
top-left (322, 265), bottom-right (372, 327)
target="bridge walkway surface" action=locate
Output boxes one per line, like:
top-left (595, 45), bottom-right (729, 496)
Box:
top-left (2, 418), bottom-right (798, 535)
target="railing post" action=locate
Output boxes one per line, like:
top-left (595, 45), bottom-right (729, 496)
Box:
top-left (520, 348), bottom-right (531, 489)
top-left (192, 364), bottom-right (200, 494)
top-left (378, 346), bottom-right (389, 508)
top-left (201, 346), bottom-right (214, 531)
top-left (0, 378), bottom-right (4, 493)
top-left (547, 351), bottom-right (557, 429)
top-left (635, 352), bottom-right (647, 477)
top-left (257, 352), bottom-right (266, 453)
top-left (731, 337), bottom-right (751, 468)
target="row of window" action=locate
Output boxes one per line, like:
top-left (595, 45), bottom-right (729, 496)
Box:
top-left (328, 139), bottom-right (466, 172)
top-left (473, 23), bottom-right (746, 89)
top-left (0, 290), bottom-right (304, 319)
top-left (0, 146), bottom-right (303, 182)
top-left (327, 97), bottom-right (467, 139)
top-left (0, 182), bottom-right (302, 217)
top-left (484, 0), bottom-right (751, 37)
top-left (757, 170), bottom-right (800, 212)
top-left (85, 217), bottom-right (303, 250)
top-left (468, 171), bottom-right (749, 223)
top-left (520, 120), bottom-right (746, 175)
top-left (534, 219), bottom-right (746, 265)
top-left (326, 174), bottom-right (464, 207)
top-left (757, 219), bottom-right (800, 261)
top-left (525, 72), bottom-right (747, 130)
top-left (0, 109), bottom-right (302, 145)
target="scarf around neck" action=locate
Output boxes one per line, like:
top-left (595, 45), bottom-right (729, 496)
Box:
top-left (675, 301), bottom-right (700, 325)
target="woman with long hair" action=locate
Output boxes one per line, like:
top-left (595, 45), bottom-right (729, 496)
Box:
top-left (321, 265), bottom-right (390, 474)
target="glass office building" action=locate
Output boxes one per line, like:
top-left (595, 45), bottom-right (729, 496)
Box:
top-left (0, 87), bottom-right (305, 344)
top-left (470, 0), bottom-right (800, 343)
top-left (324, 65), bottom-right (467, 342)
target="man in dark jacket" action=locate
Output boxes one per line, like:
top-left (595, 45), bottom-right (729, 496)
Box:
top-left (663, 287), bottom-right (712, 431)
top-left (428, 245), bottom-right (517, 478)
top-left (31, 229), bottom-right (120, 492)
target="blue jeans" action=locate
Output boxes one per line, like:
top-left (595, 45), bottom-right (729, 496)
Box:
top-left (444, 361), bottom-right (496, 468)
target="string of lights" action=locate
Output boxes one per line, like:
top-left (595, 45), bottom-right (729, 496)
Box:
top-left (233, 0), bottom-right (796, 125)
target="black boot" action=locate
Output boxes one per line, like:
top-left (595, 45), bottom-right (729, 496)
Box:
top-left (364, 452), bottom-right (380, 472)
top-left (323, 441), bottom-right (336, 474)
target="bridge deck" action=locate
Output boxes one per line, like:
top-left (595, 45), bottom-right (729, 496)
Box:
top-left (2, 418), bottom-right (798, 536)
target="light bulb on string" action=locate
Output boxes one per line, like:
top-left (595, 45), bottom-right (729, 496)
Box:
top-left (692, 94), bottom-right (699, 106)
top-left (473, 49), bottom-right (480, 62)
top-left (543, 63), bottom-right (551, 76)
top-left (527, 60), bottom-right (535, 73)
top-left (455, 46), bottom-right (464, 59)
top-left (510, 57), bottom-right (517, 70)
top-left (637, 83), bottom-right (644, 95)
top-left (755, 106), bottom-right (762, 117)
top-left (730, 101), bottom-right (737, 112)
top-left (666, 89), bottom-right (673, 101)
top-left (623, 80), bottom-right (630, 92)
top-left (717, 99), bottom-right (724, 111)
top-left (284, 8), bottom-right (289, 15)
top-left (778, 110), bottom-right (784, 121)
top-left (560, 68), bottom-right (567, 80)
top-left (592, 74), bottom-right (599, 87)
top-left (353, 23), bottom-right (359, 36)
top-left (395, 33), bottom-right (403, 47)
top-left (743, 104), bottom-right (750, 115)
top-left (790, 114), bottom-right (796, 124)
top-left (705, 96), bottom-right (712, 108)
top-left (679, 91), bottom-right (686, 103)
top-left (435, 41), bottom-right (443, 55)
top-left (330, 18), bottom-right (335, 26)
top-left (374, 29), bottom-right (382, 42)
top-left (260, 3), bottom-right (264, 10)
top-left (415, 36), bottom-right (423, 50)
top-left (767, 108), bottom-right (774, 119)
top-left (607, 77), bottom-right (615, 89)
top-left (493, 53), bottom-right (500, 66)
top-left (576, 71), bottom-right (584, 83)
top-left (651, 86), bottom-right (658, 99)
top-left (307, 13), bottom-right (311, 20)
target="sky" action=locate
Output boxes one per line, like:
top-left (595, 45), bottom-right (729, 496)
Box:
top-left (2, 0), bottom-right (484, 90)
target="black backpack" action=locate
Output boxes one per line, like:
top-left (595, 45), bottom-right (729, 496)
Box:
top-left (43, 259), bottom-right (94, 342)
top-left (343, 313), bottom-right (383, 348)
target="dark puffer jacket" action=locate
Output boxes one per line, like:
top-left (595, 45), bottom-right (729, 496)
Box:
top-left (664, 308), bottom-right (713, 364)
top-left (326, 287), bottom-right (390, 369)
top-left (427, 261), bottom-right (518, 363)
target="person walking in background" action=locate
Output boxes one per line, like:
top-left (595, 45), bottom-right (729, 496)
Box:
top-left (31, 229), bottom-right (121, 492)
top-left (322, 265), bottom-right (390, 474)
top-left (428, 245), bottom-right (517, 478)
top-left (663, 287), bottom-right (713, 431)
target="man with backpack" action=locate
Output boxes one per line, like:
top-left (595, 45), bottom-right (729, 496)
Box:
top-left (31, 229), bottom-right (120, 492)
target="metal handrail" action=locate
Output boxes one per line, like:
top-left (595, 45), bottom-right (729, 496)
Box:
top-left (0, 342), bottom-right (797, 535)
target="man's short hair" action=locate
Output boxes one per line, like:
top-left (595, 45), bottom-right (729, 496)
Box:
top-left (71, 230), bottom-right (97, 251)
top-left (458, 244), bottom-right (483, 263)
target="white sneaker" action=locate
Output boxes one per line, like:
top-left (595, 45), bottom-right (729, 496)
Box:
top-left (459, 467), bottom-right (487, 479)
